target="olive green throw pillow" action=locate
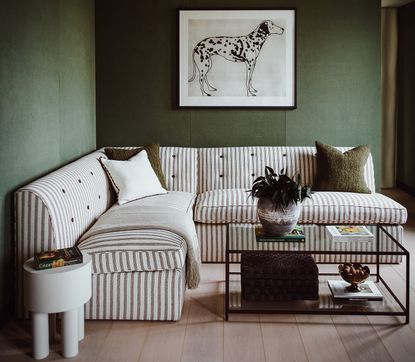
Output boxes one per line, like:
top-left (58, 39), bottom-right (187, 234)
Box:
top-left (313, 141), bottom-right (371, 193)
top-left (104, 143), bottom-right (168, 190)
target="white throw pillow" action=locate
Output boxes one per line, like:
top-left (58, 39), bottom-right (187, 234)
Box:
top-left (101, 150), bottom-right (167, 204)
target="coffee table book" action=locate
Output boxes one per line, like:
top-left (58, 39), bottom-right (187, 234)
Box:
top-left (255, 225), bottom-right (305, 242)
top-left (326, 225), bottom-right (374, 242)
top-left (34, 246), bottom-right (83, 270)
top-left (328, 280), bottom-right (383, 301)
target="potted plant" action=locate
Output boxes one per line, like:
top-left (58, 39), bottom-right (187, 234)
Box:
top-left (248, 167), bottom-right (311, 236)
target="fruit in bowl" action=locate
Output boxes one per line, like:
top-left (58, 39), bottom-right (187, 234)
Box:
top-left (338, 263), bottom-right (370, 292)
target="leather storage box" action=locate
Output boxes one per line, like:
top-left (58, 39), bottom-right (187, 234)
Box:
top-left (241, 252), bottom-right (319, 302)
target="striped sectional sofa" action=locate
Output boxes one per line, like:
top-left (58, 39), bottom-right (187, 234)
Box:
top-left (15, 146), bottom-right (407, 321)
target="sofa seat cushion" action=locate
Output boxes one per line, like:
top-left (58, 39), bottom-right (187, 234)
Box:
top-left (194, 189), bottom-right (407, 225)
top-left (194, 189), bottom-right (257, 223)
top-left (301, 192), bottom-right (407, 224)
top-left (78, 191), bottom-right (196, 274)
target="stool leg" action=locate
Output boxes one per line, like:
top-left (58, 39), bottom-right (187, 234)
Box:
top-left (32, 312), bottom-right (49, 359)
top-left (78, 305), bottom-right (84, 341)
top-left (62, 309), bottom-right (78, 358)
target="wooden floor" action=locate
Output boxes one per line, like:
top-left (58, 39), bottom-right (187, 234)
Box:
top-left (1, 189), bottom-right (415, 362)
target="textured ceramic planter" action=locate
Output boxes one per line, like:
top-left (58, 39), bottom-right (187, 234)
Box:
top-left (257, 197), bottom-right (301, 236)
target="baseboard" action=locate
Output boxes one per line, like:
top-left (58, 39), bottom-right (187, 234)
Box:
top-left (396, 180), bottom-right (415, 197)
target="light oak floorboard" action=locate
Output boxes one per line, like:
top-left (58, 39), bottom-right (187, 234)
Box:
top-left (260, 314), bottom-right (308, 362)
top-left (181, 290), bottom-right (224, 362)
top-left (296, 314), bottom-right (351, 362)
top-left (332, 315), bottom-right (393, 362)
top-left (94, 320), bottom-right (150, 362)
top-left (224, 314), bottom-right (265, 362)
top-left (138, 299), bottom-right (190, 362)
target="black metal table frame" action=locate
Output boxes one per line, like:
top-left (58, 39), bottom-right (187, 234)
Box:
top-left (225, 224), bottom-right (410, 324)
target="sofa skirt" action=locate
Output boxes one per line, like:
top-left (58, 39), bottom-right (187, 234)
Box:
top-left (85, 268), bottom-right (186, 321)
top-left (196, 223), bottom-right (404, 264)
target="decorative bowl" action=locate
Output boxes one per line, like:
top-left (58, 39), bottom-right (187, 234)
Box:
top-left (338, 263), bottom-right (370, 292)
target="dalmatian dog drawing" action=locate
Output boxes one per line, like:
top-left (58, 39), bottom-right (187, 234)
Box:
top-left (188, 20), bottom-right (284, 96)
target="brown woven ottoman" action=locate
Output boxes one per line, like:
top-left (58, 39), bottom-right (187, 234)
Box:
top-left (241, 252), bottom-right (319, 302)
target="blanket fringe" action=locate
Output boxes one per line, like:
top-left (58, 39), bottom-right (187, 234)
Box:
top-left (186, 257), bottom-right (201, 289)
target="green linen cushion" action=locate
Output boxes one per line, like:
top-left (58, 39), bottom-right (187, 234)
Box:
top-left (313, 141), bottom-right (371, 194)
top-left (104, 143), bottom-right (168, 190)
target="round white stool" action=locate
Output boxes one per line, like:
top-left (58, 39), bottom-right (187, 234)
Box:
top-left (23, 252), bottom-right (91, 359)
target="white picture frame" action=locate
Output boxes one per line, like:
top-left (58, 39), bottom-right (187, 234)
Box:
top-left (179, 9), bottom-right (296, 108)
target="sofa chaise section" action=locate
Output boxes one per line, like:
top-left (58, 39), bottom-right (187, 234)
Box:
top-left (15, 147), bottom-right (198, 320)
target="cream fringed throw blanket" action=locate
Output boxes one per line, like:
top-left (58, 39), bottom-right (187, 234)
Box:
top-left (79, 204), bottom-right (201, 289)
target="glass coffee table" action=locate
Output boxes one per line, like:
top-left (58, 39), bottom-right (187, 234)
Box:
top-left (225, 224), bottom-right (410, 323)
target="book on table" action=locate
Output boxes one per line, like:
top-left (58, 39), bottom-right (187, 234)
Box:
top-left (328, 280), bottom-right (383, 301)
top-left (34, 245), bottom-right (83, 270)
top-left (255, 224), bottom-right (305, 242)
top-left (326, 225), bottom-right (374, 242)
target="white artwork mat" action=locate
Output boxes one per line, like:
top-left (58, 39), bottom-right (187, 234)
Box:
top-left (179, 10), bottom-right (296, 107)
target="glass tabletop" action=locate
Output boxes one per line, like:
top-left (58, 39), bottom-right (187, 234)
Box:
top-left (228, 224), bottom-right (405, 255)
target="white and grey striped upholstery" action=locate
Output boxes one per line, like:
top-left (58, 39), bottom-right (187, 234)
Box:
top-left (198, 146), bottom-right (376, 193)
top-left (15, 148), bottom-right (196, 319)
top-left (15, 151), bottom-right (113, 317)
top-left (15, 145), bottom-right (406, 320)
top-left (161, 147), bottom-right (198, 193)
top-left (78, 191), bottom-right (196, 275)
top-left (85, 268), bottom-right (185, 320)
top-left (194, 189), bottom-right (407, 225)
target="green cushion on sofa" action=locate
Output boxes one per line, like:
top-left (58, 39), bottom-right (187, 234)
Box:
top-left (313, 141), bottom-right (371, 193)
top-left (104, 143), bottom-right (168, 190)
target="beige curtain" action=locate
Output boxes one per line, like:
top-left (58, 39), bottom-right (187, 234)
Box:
top-left (381, 8), bottom-right (398, 188)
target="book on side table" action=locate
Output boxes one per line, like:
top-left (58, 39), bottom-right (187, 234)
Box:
top-left (255, 225), bottom-right (305, 242)
top-left (34, 246), bottom-right (83, 270)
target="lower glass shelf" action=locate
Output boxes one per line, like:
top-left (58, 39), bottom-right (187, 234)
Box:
top-left (228, 274), bottom-right (404, 315)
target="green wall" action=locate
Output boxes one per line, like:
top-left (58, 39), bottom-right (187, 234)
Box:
top-left (96, 0), bottom-right (381, 185)
top-left (397, 1), bottom-right (415, 193)
top-left (0, 0), bottom-right (95, 320)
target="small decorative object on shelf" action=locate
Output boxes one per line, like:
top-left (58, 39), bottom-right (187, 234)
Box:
top-left (248, 167), bottom-right (311, 236)
top-left (338, 263), bottom-right (370, 292)
top-left (328, 280), bottom-right (383, 301)
top-left (34, 246), bottom-right (83, 270)
top-left (327, 225), bottom-right (374, 242)
top-left (255, 224), bottom-right (305, 242)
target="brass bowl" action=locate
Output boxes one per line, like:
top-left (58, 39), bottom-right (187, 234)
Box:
top-left (338, 263), bottom-right (370, 292)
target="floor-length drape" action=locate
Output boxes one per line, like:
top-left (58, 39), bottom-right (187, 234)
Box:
top-left (381, 8), bottom-right (398, 188)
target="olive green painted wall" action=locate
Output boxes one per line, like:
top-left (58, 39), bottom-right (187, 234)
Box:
top-left (0, 0), bottom-right (95, 320)
top-left (397, 1), bottom-right (415, 192)
top-left (96, 0), bottom-right (381, 185)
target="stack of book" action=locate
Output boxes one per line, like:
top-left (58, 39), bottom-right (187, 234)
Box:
top-left (328, 280), bottom-right (383, 301)
top-left (34, 246), bottom-right (83, 270)
top-left (326, 225), bottom-right (374, 243)
top-left (255, 225), bottom-right (305, 242)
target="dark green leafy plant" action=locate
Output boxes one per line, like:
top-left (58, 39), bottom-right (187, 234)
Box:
top-left (248, 166), bottom-right (311, 208)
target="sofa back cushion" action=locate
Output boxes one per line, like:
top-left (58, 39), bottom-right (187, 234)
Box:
top-left (198, 146), bottom-right (376, 193)
top-left (160, 147), bottom-right (198, 193)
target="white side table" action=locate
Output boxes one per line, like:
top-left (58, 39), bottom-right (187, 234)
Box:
top-left (23, 252), bottom-right (92, 359)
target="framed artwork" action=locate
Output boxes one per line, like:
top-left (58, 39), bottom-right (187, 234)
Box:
top-left (178, 9), bottom-right (296, 108)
